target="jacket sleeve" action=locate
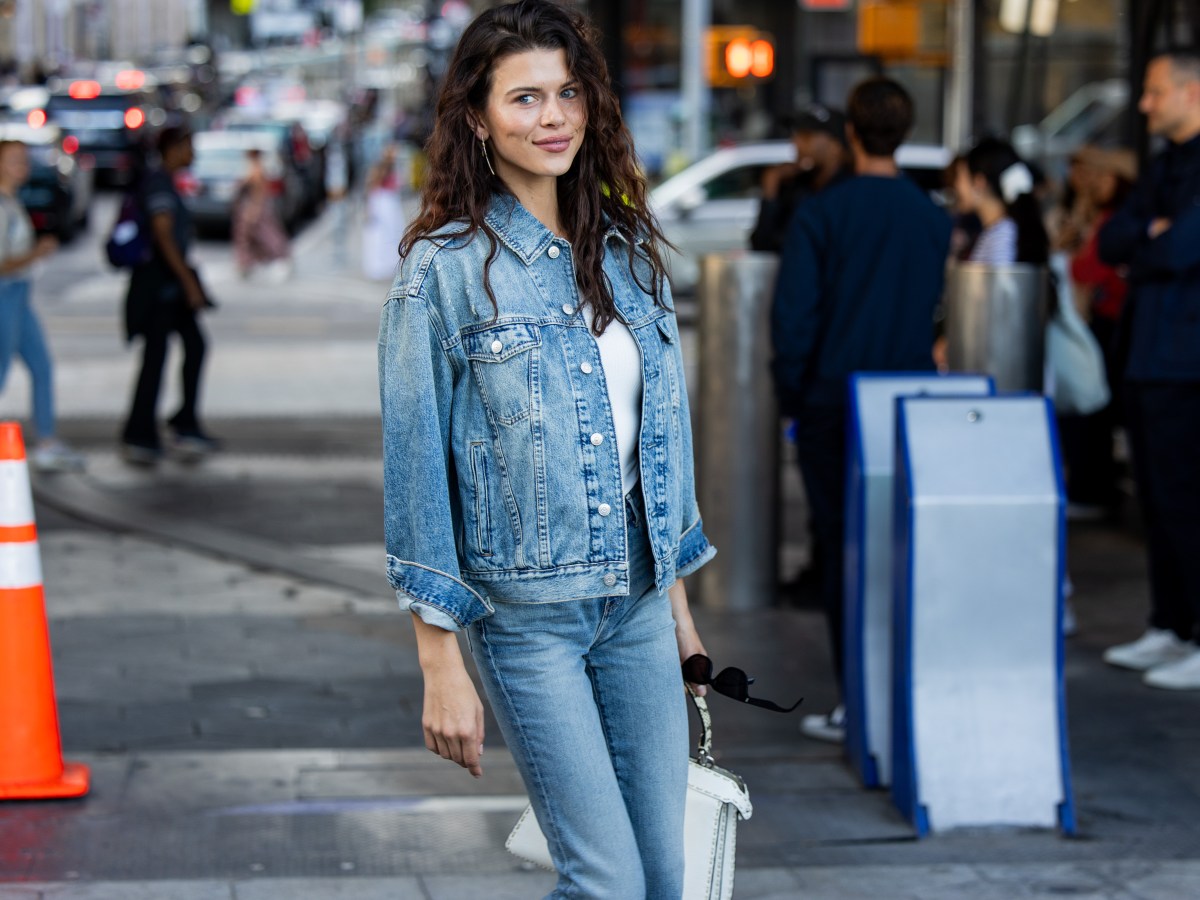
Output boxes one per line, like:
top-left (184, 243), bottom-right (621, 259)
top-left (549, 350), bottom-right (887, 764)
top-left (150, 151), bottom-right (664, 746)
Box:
top-left (1132, 206), bottom-right (1200, 277)
top-left (378, 279), bottom-right (492, 632)
top-left (663, 284), bottom-right (716, 580)
top-left (770, 202), bottom-right (823, 415)
top-left (1098, 174), bottom-right (1154, 267)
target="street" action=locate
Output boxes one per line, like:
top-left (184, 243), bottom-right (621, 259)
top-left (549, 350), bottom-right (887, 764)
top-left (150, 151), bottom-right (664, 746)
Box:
top-left (0, 197), bottom-right (1198, 898)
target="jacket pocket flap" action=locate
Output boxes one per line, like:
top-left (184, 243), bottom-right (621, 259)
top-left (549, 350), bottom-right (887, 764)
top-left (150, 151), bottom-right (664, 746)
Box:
top-left (655, 315), bottom-right (675, 343)
top-left (463, 322), bottom-right (541, 362)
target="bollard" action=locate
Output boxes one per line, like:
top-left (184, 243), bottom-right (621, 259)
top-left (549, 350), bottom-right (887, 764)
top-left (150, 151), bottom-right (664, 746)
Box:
top-left (944, 263), bottom-right (1049, 393)
top-left (695, 252), bottom-right (780, 610)
top-left (891, 395), bottom-right (1074, 835)
top-left (843, 373), bottom-right (993, 790)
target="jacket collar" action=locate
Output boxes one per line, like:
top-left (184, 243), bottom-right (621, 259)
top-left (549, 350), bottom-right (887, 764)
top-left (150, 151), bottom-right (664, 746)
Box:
top-left (483, 192), bottom-right (637, 266)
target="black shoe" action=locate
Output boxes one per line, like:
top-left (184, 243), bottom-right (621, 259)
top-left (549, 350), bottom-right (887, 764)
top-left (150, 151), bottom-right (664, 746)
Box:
top-left (121, 441), bottom-right (163, 467)
top-left (171, 429), bottom-right (222, 456)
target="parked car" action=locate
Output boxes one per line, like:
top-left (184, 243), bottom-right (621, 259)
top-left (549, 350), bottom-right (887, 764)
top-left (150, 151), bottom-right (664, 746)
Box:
top-left (43, 71), bottom-right (168, 185)
top-left (649, 141), bottom-right (953, 294)
top-left (185, 130), bottom-right (303, 234)
top-left (0, 120), bottom-right (94, 242)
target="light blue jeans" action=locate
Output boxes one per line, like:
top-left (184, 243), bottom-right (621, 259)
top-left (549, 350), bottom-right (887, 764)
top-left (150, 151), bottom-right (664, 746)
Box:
top-left (470, 487), bottom-right (689, 899)
top-left (0, 279), bottom-right (55, 440)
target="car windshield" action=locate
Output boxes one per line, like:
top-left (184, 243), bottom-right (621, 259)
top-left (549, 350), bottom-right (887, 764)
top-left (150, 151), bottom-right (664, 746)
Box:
top-left (193, 147), bottom-right (280, 179)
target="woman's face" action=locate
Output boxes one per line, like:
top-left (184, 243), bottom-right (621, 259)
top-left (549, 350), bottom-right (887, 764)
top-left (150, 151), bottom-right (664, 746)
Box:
top-left (474, 48), bottom-right (586, 192)
top-left (1090, 171), bottom-right (1118, 207)
top-left (953, 161), bottom-right (979, 213)
top-left (0, 144), bottom-right (29, 188)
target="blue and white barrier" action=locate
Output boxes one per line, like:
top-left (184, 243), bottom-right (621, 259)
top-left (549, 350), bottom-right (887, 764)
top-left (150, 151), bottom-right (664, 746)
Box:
top-left (890, 394), bottom-right (1075, 835)
top-left (844, 374), bottom-right (993, 789)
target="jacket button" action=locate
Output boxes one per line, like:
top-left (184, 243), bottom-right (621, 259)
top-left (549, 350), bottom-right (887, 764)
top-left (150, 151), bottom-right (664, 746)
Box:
top-left (603, 573), bottom-right (617, 587)
top-left (491, 340), bottom-right (503, 354)
top-left (548, 245), bottom-right (561, 259)
top-left (598, 502), bottom-right (612, 517)
top-left (590, 433), bottom-right (604, 446)
top-left (580, 362), bottom-right (593, 374)
top-left (562, 303), bottom-right (574, 315)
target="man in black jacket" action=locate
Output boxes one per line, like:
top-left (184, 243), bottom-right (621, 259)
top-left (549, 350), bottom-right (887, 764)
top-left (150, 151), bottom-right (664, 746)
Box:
top-left (749, 104), bottom-right (849, 254)
top-left (1099, 48), bottom-right (1200, 690)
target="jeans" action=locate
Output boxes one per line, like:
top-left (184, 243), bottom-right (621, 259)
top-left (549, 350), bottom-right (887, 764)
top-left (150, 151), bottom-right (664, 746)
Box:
top-left (469, 486), bottom-right (689, 899)
top-left (122, 300), bottom-right (206, 448)
top-left (794, 403), bottom-right (849, 689)
top-left (0, 279), bottom-right (55, 440)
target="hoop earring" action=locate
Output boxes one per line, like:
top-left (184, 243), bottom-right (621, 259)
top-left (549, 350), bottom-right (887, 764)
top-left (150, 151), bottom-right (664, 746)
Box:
top-left (480, 139), bottom-right (496, 177)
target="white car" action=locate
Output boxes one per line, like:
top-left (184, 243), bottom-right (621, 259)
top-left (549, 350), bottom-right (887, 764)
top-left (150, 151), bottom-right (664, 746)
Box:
top-left (650, 141), bottom-right (953, 294)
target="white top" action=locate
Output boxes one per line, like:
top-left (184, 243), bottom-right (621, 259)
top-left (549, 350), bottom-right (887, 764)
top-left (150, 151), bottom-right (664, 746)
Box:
top-left (0, 194), bottom-right (34, 280)
top-left (584, 305), bottom-right (643, 495)
top-left (969, 217), bottom-right (1018, 265)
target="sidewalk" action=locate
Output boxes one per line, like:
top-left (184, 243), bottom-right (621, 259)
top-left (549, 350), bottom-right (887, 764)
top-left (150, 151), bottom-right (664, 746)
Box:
top-left (1, 208), bottom-right (1199, 898)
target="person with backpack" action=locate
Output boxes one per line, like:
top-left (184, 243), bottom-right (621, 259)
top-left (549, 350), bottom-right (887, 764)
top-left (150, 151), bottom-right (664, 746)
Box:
top-left (0, 139), bottom-right (85, 472)
top-left (120, 125), bottom-right (218, 466)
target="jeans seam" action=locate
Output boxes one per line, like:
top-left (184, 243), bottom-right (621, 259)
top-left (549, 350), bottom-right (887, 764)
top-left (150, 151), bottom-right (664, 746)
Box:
top-left (475, 616), bottom-right (570, 876)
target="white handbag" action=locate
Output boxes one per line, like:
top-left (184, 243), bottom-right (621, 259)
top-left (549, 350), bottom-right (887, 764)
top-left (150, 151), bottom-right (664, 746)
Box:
top-left (506, 690), bottom-right (753, 900)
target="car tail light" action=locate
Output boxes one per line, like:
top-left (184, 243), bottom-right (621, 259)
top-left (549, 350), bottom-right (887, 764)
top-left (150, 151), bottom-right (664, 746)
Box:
top-left (124, 108), bottom-right (145, 129)
top-left (68, 80), bottom-right (101, 100)
top-left (269, 178), bottom-right (285, 197)
top-left (115, 69), bottom-right (146, 91)
top-left (26, 109), bottom-right (46, 128)
top-left (62, 135), bottom-right (79, 154)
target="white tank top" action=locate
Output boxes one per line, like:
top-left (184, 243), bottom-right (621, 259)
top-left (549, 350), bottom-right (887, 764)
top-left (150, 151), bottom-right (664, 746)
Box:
top-left (584, 305), bottom-right (643, 495)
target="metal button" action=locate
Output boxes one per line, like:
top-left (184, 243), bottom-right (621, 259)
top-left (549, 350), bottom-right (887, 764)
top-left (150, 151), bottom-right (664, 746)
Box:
top-left (598, 503), bottom-right (612, 517)
top-left (603, 573), bottom-right (617, 587)
top-left (590, 433), bottom-right (604, 446)
top-left (547, 245), bottom-right (561, 259)
top-left (562, 303), bottom-right (574, 315)
top-left (580, 362), bottom-right (593, 374)
top-left (490, 340), bottom-right (503, 354)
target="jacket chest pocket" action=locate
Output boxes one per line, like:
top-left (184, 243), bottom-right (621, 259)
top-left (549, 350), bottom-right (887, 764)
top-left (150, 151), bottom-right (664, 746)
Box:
top-left (655, 316), bottom-right (681, 410)
top-left (463, 322), bottom-right (540, 426)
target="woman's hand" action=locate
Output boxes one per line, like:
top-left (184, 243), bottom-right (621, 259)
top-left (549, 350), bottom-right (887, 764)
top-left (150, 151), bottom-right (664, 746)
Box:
top-left (411, 613), bottom-right (486, 778)
top-left (669, 580), bottom-right (708, 697)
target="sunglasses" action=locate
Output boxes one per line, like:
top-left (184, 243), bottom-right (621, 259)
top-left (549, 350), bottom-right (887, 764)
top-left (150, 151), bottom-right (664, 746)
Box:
top-left (681, 654), bottom-right (803, 714)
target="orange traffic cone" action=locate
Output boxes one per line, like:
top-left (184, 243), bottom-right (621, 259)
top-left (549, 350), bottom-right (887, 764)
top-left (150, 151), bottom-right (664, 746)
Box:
top-left (0, 422), bottom-right (89, 800)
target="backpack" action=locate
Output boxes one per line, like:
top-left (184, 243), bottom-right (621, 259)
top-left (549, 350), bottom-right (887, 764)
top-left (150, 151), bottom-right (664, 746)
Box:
top-left (105, 186), bottom-right (152, 269)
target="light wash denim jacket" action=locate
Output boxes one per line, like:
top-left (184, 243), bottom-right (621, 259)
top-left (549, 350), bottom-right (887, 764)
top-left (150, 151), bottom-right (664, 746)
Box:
top-left (378, 194), bottom-right (716, 631)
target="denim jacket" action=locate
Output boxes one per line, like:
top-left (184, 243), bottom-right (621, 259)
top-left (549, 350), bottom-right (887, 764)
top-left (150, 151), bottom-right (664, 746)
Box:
top-left (378, 194), bottom-right (715, 631)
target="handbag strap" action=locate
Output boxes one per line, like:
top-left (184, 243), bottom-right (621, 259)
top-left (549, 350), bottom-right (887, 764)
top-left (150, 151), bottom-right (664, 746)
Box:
top-left (686, 686), bottom-right (716, 767)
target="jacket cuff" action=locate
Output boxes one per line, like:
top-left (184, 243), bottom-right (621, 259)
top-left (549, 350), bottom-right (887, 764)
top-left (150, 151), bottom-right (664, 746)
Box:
top-left (676, 517), bottom-right (717, 579)
top-left (386, 556), bottom-right (493, 632)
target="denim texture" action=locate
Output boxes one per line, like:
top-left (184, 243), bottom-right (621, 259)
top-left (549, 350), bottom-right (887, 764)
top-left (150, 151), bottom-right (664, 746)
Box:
top-left (0, 278), bottom-right (55, 439)
top-left (469, 489), bottom-right (689, 899)
top-left (379, 193), bottom-right (715, 630)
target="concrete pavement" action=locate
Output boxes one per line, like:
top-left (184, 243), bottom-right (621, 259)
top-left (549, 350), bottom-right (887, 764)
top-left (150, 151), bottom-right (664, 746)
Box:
top-left (1, 202), bottom-right (1199, 898)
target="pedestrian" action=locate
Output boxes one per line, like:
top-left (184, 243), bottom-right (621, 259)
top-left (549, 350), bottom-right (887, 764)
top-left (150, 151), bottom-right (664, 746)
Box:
top-left (749, 103), bottom-right (849, 253)
top-left (361, 144), bottom-right (405, 281)
top-left (120, 125), bottom-right (218, 466)
top-left (0, 140), bottom-right (84, 472)
top-left (771, 78), bottom-right (951, 743)
top-left (953, 137), bottom-right (1049, 265)
top-left (232, 148), bottom-right (292, 280)
top-left (378, 2), bottom-right (715, 896)
top-left (1098, 48), bottom-right (1200, 690)
top-left (1059, 148), bottom-right (1135, 514)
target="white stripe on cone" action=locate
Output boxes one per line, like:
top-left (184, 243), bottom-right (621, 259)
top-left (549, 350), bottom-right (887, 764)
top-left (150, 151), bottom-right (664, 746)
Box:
top-left (0, 460), bottom-right (34, 528)
top-left (0, 542), bottom-right (43, 590)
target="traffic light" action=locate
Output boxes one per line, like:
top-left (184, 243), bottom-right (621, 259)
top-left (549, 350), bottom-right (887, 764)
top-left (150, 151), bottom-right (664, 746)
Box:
top-left (706, 27), bottom-right (775, 88)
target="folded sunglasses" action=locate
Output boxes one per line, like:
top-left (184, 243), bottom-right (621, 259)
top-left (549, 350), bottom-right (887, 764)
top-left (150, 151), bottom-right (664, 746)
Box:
top-left (682, 654), bottom-right (804, 713)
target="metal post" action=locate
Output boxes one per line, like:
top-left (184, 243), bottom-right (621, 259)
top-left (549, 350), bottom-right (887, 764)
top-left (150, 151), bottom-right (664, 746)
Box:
top-left (944, 0), bottom-right (975, 149)
top-left (695, 253), bottom-right (780, 610)
top-left (681, 0), bottom-right (710, 164)
top-left (1005, 0), bottom-right (1036, 130)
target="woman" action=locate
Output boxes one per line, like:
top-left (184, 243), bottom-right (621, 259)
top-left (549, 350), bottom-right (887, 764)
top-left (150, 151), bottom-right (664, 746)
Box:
top-left (955, 137), bottom-right (1049, 265)
top-left (0, 140), bottom-right (84, 472)
top-left (378, 2), bottom-right (715, 897)
top-left (232, 148), bottom-right (291, 279)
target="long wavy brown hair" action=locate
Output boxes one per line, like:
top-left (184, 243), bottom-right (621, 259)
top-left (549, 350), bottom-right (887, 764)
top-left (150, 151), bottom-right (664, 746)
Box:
top-left (399, 0), bottom-right (672, 335)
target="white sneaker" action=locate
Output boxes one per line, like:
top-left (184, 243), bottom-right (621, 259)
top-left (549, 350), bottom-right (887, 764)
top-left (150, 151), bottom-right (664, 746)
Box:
top-left (1103, 628), bottom-right (1192, 671)
top-left (31, 439), bottom-right (86, 473)
top-left (801, 704), bottom-right (845, 743)
top-left (1144, 647), bottom-right (1200, 690)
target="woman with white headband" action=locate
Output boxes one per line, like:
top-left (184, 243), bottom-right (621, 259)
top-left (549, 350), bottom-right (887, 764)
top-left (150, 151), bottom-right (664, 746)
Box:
top-left (954, 137), bottom-right (1050, 265)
